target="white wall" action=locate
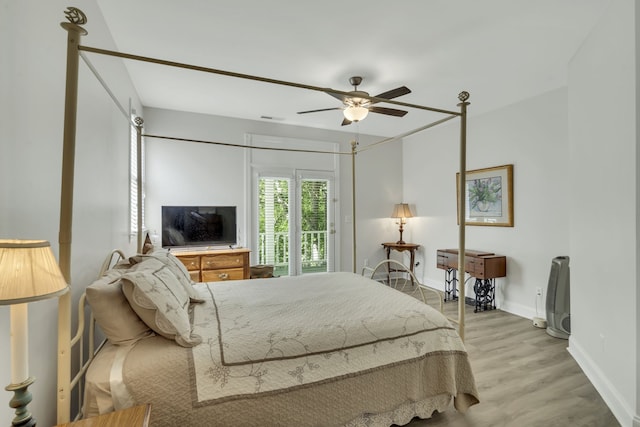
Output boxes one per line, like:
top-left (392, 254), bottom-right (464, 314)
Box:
top-left (403, 88), bottom-right (570, 319)
top-left (568, 0), bottom-right (639, 425)
top-left (1, 1), bottom-right (140, 425)
top-left (402, 1), bottom-right (640, 424)
top-left (143, 107), bottom-right (402, 273)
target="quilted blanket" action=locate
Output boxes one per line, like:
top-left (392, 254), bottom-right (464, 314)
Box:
top-left (192, 272), bottom-right (476, 408)
top-left (87, 272), bottom-right (479, 426)
top-left (212, 273), bottom-right (452, 365)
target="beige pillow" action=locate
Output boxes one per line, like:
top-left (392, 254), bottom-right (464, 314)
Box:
top-left (121, 261), bottom-right (202, 348)
top-left (130, 250), bottom-right (205, 303)
top-left (85, 270), bottom-right (153, 345)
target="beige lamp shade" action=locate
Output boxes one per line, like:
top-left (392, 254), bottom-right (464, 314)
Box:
top-left (391, 203), bottom-right (414, 219)
top-left (0, 240), bottom-right (68, 305)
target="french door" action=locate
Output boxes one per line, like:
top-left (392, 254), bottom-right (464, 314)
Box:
top-left (257, 170), bottom-right (335, 276)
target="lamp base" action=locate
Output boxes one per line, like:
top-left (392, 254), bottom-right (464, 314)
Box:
top-left (6, 377), bottom-right (36, 427)
top-left (397, 226), bottom-right (405, 245)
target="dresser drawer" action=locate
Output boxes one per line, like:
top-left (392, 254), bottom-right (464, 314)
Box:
top-left (188, 270), bottom-right (201, 282)
top-left (202, 267), bottom-right (245, 282)
top-left (466, 259), bottom-right (484, 278)
top-left (176, 255), bottom-right (200, 271)
top-left (202, 254), bottom-right (245, 270)
top-left (172, 249), bottom-right (250, 282)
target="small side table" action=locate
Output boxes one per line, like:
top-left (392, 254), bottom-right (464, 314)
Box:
top-left (381, 242), bottom-right (420, 276)
top-left (55, 404), bottom-right (151, 427)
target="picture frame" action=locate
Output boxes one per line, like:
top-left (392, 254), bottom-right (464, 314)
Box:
top-left (457, 164), bottom-right (513, 227)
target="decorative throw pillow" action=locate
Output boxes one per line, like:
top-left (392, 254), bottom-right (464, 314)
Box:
top-left (121, 262), bottom-right (202, 348)
top-left (130, 250), bottom-right (205, 303)
top-left (85, 270), bottom-right (153, 345)
top-left (142, 233), bottom-right (154, 254)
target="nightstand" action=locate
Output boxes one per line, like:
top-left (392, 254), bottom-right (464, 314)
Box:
top-left (55, 404), bottom-right (151, 427)
top-left (381, 242), bottom-right (420, 275)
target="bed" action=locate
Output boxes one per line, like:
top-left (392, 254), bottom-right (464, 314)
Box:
top-left (56, 7), bottom-right (476, 424)
top-left (81, 249), bottom-right (478, 426)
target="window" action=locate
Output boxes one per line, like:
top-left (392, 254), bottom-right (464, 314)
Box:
top-left (258, 177), bottom-right (290, 276)
top-left (257, 172), bottom-right (334, 276)
top-left (299, 178), bottom-right (329, 273)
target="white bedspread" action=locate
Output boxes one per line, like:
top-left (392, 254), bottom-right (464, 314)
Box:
top-left (213, 272), bottom-right (452, 364)
top-left (192, 272), bottom-right (464, 404)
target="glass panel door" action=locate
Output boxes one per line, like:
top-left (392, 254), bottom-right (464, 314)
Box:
top-left (300, 178), bottom-right (330, 274)
top-left (257, 171), bottom-right (335, 276)
top-left (258, 177), bottom-right (290, 277)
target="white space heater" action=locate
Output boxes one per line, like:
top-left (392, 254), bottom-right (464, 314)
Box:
top-left (546, 256), bottom-right (570, 339)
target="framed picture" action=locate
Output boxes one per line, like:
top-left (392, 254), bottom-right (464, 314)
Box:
top-left (457, 164), bottom-right (513, 227)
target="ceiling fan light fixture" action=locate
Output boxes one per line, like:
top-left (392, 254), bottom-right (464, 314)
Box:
top-left (343, 105), bottom-right (369, 122)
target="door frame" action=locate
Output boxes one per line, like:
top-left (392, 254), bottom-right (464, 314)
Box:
top-left (246, 133), bottom-right (341, 275)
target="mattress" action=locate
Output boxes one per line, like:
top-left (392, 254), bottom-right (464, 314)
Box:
top-left (84, 272), bottom-right (478, 426)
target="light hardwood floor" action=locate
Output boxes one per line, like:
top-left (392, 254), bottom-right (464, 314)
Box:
top-left (407, 298), bottom-right (620, 427)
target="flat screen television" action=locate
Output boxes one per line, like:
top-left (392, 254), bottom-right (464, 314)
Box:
top-left (161, 206), bottom-right (237, 248)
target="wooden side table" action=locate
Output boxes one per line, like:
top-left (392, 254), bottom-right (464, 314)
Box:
top-left (381, 242), bottom-right (420, 275)
top-left (55, 404), bottom-right (151, 427)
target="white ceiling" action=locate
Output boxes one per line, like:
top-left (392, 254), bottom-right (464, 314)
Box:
top-left (94, 0), bottom-right (609, 137)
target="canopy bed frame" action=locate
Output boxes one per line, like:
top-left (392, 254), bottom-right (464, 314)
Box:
top-left (56, 7), bottom-right (472, 424)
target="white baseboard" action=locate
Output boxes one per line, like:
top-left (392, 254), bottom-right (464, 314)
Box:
top-left (422, 277), bottom-right (445, 292)
top-left (568, 337), bottom-right (636, 426)
top-left (499, 300), bottom-right (537, 320)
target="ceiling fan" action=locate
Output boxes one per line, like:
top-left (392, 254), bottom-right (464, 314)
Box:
top-left (297, 76), bottom-right (411, 126)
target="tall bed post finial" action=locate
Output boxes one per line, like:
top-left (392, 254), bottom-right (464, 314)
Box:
top-left (456, 91), bottom-right (470, 342)
top-left (57, 8), bottom-right (87, 424)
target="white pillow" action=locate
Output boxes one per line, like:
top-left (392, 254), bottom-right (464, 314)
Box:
top-left (85, 270), bottom-right (153, 345)
top-left (130, 250), bottom-right (205, 303)
top-left (121, 261), bottom-right (201, 348)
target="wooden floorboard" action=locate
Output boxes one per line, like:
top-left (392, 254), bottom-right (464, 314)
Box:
top-left (404, 296), bottom-right (620, 427)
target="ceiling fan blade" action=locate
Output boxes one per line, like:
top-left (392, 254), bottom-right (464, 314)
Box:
top-left (373, 86), bottom-right (411, 100)
top-left (297, 107), bottom-right (342, 115)
top-left (325, 90), bottom-right (348, 102)
top-left (369, 106), bottom-right (408, 117)
top-left (341, 118), bottom-right (352, 126)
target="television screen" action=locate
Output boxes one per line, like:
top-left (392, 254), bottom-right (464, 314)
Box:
top-left (161, 206), bottom-right (237, 248)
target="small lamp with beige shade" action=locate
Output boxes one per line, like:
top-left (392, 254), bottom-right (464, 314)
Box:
top-left (0, 240), bottom-right (68, 427)
top-left (391, 203), bottom-right (414, 245)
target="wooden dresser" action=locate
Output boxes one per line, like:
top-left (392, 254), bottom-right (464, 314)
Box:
top-left (172, 248), bottom-right (250, 282)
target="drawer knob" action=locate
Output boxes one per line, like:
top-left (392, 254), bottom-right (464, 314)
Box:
top-left (219, 273), bottom-right (229, 280)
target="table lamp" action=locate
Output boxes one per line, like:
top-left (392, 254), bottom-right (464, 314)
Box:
top-left (391, 203), bottom-right (413, 244)
top-left (0, 240), bottom-right (68, 427)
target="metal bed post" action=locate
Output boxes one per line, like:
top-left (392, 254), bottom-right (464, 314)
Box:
top-left (351, 140), bottom-right (357, 273)
top-left (135, 117), bottom-right (144, 253)
top-left (457, 91), bottom-right (470, 342)
top-left (57, 7), bottom-right (87, 424)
